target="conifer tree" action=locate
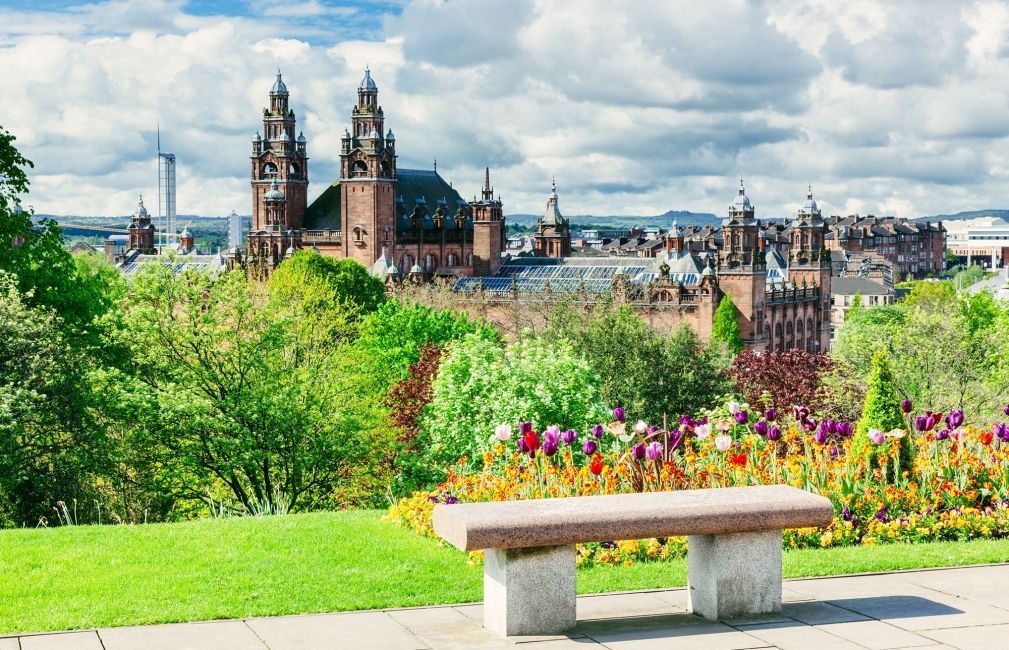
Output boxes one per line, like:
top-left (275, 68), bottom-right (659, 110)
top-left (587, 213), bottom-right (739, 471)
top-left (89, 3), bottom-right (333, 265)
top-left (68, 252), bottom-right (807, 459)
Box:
top-left (711, 293), bottom-right (744, 355)
top-left (854, 350), bottom-right (911, 481)
top-left (846, 290), bottom-right (864, 323)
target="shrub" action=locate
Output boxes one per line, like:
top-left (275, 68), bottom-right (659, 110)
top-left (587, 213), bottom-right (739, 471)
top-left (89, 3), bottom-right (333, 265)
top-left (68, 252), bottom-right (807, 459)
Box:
top-left (853, 351), bottom-right (911, 480)
top-left (728, 349), bottom-right (835, 412)
top-left (422, 334), bottom-right (608, 467)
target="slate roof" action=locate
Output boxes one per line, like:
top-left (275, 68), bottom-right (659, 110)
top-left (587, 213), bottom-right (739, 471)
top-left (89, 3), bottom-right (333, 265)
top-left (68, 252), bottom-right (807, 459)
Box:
top-left (303, 169), bottom-right (470, 231)
top-left (831, 276), bottom-right (892, 296)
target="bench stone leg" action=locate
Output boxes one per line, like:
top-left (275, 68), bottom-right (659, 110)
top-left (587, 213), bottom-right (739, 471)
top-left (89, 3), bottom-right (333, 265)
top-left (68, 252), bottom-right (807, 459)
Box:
top-left (687, 530), bottom-right (782, 620)
top-left (483, 544), bottom-right (576, 636)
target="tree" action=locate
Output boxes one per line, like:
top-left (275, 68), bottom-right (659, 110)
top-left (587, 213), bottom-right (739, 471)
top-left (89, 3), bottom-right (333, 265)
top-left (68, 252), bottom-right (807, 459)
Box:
top-left (422, 334), bottom-right (609, 468)
top-left (0, 128), bottom-right (122, 345)
top-left (0, 272), bottom-right (95, 526)
top-left (117, 265), bottom-right (385, 512)
top-left (352, 299), bottom-right (497, 391)
top-left (268, 251), bottom-right (385, 340)
top-left (905, 280), bottom-right (955, 311)
top-left (846, 291), bottom-right (864, 323)
top-left (728, 350), bottom-right (835, 412)
top-left (711, 294), bottom-right (743, 355)
top-left (834, 305), bottom-right (907, 376)
top-left (853, 351), bottom-right (911, 481)
top-left (547, 305), bottom-right (727, 424)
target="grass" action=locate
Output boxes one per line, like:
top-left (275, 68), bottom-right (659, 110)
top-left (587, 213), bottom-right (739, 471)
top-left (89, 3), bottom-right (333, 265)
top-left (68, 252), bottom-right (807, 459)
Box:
top-left (3, 510), bottom-right (1009, 635)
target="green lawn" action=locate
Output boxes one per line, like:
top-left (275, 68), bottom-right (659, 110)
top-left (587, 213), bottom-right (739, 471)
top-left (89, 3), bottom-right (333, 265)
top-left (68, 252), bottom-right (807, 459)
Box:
top-left (3, 510), bottom-right (1009, 635)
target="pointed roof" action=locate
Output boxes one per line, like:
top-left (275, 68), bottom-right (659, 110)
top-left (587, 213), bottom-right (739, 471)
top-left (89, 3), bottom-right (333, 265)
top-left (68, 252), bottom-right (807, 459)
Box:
top-left (541, 178), bottom-right (566, 227)
top-left (359, 66), bottom-right (377, 91)
top-left (271, 70), bottom-right (289, 96)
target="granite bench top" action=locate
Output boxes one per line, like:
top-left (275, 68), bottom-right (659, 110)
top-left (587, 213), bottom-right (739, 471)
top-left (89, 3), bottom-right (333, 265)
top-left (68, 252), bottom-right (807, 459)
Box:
top-left (432, 484), bottom-right (833, 551)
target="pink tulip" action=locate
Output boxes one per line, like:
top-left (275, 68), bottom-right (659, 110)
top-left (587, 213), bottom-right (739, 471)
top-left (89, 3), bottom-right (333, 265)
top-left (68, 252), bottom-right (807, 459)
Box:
top-left (868, 428), bottom-right (885, 445)
top-left (695, 423), bottom-right (712, 440)
top-left (715, 435), bottom-right (732, 452)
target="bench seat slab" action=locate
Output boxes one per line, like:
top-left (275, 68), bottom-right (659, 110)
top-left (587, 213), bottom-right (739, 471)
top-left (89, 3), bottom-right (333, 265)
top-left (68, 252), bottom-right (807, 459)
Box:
top-left (484, 544), bottom-right (576, 636)
top-left (688, 530), bottom-right (783, 620)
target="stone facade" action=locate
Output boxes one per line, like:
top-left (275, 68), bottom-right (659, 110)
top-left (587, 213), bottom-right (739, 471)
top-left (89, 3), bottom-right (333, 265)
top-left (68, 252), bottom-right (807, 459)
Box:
top-left (246, 69), bottom-right (505, 278)
top-left (446, 181), bottom-right (832, 353)
top-left (823, 214), bottom-right (945, 279)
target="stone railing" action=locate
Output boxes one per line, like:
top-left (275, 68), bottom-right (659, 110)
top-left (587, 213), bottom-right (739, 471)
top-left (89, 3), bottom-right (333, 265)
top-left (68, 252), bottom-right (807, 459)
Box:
top-left (302, 230), bottom-right (342, 243)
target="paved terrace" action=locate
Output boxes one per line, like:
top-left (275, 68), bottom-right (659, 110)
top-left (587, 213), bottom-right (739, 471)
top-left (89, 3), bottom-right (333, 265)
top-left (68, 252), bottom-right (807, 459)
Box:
top-left (6, 564), bottom-right (1009, 649)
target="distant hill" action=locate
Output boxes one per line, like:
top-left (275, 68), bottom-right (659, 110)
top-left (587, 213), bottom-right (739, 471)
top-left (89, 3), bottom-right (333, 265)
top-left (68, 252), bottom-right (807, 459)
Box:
top-left (916, 210), bottom-right (1009, 222)
top-left (505, 210), bottom-right (720, 228)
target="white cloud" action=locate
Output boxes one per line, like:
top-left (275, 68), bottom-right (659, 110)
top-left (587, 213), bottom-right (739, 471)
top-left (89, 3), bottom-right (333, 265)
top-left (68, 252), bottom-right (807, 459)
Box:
top-left (2, 0), bottom-right (1009, 219)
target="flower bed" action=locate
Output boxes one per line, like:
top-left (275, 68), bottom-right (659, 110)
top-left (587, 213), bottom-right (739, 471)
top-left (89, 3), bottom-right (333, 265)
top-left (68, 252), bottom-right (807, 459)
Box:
top-left (387, 402), bottom-right (1009, 566)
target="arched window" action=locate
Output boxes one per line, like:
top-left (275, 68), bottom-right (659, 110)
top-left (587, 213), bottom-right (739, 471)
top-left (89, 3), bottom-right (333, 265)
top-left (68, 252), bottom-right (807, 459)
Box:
top-left (774, 322), bottom-right (784, 352)
top-left (351, 160), bottom-right (368, 178)
top-left (424, 253), bottom-right (437, 272)
top-left (466, 253), bottom-right (474, 266)
top-left (384, 226), bottom-right (392, 243)
top-left (400, 253), bottom-right (414, 270)
top-left (380, 161), bottom-right (390, 177)
top-left (446, 251), bottom-right (459, 266)
top-left (262, 162), bottom-right (278, 177)
top-left (807, 317), bottom-right (815, 351)
top-left (289, 162), bottom-right (300, 178)
top-left (353, 226), bottom-right (365, 242)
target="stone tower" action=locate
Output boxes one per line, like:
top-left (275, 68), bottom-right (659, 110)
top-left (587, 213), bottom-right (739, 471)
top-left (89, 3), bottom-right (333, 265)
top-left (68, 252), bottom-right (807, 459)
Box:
top-left (716, 179), bottom-right (768, 350)
top-left (339, 67), bottom-right (398, 267)
top-left (787, 186), bottom-right (832, 352)
top-left (470, 167), bottom-right (505, 275)
top-left (533, 179), bottom-right (572, 258)
top-left (250, 71), bottom-right (309, 233)
top-left (126, 194), bottom-right (156, 254)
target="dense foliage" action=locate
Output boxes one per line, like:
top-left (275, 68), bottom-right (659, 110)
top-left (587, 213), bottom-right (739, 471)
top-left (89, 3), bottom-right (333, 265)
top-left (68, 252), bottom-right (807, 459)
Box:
top-left (853, 352), bottom-right (911, 480)
top-left (710, 293), bottom-right (743, 355)
top-left (547, 305), bottom-right (728, 425)
top-left (729, 350), bottom-right (835, 412)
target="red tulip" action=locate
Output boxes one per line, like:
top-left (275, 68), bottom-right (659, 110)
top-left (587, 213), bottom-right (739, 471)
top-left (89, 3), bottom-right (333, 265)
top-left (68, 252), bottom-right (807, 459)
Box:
top-left (589, 454), bottom-right (605, 475)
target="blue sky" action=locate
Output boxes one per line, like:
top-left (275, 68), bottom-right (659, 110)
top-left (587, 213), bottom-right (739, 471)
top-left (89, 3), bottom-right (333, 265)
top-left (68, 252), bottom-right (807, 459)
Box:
top-left (3, 0), bottom-right (1009, 218)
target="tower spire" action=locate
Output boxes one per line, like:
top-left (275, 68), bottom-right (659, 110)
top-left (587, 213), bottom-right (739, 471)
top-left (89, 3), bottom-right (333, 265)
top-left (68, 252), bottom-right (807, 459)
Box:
top-left (481, 167), bottom-right (494, 201)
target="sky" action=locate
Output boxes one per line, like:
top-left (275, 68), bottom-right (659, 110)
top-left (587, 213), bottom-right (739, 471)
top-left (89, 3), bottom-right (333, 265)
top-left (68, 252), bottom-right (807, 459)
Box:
top-left (3, 0), bottom-right (1009, 219)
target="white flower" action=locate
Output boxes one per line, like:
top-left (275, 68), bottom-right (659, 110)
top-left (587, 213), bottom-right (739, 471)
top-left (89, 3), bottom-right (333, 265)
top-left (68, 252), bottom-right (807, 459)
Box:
top-left (633, 420), bottom-right (648, 434)
top-left (726, 401), bottom-right (741, 415)
top-left (494, 424), bottom-right (512, 441)
top-left (715, 434), bottom-right (732, 452)
top-left (695, 423), bottom-right (712, 440)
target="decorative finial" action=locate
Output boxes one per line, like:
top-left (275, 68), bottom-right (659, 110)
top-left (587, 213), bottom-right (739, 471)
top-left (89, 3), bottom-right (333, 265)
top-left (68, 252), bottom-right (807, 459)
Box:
top-left (552, 176), bottom-right (557, 193)
top-left (484, 166), bottom-right (491, 191)
top-left (433, 158), bottom-right (437, 172)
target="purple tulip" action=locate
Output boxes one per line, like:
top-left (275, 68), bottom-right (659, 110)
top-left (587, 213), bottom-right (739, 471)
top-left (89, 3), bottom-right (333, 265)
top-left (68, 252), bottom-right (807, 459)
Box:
top-left (698, 416), bottom-right (708, 425)
top-left (994, 423), bottom-right (1009, 441)
top-left (1004, 405), bottom-right (1009, 418)
top-left (647, 425), bottom-right (661, 435)
top-left (837, 422), bottom-right (854, 438)
top-left (936, 428), bottom-right (950, 441)
top-left (734, 410), bottom-right (749, 424)
top-left (829, 445), bottom-right (838, 458)
top-left (802, 418), bottom-right (818, 432)
top-left (583, 439), bottom-right (598, 455)
top-left (591, 424), bottom-right (604, 439)
top-left (613, 407), bottom-right (626, 422)
top-left (914, 416), bottom-right (927, 432)
top-left (632, 442), bottom-right (646, 460)
top-left (517, 438), bottom-right (529, 453)
top-left (767, 426), bottom-right (782, 441)
top-left (946, 410), bottom-right (964, 429)
top-left (763, 409), bottom-right (777, 422)
top-left (926, 414), bottom-right (938, 431)
top-left (754, 420), bottom-right (769, 436)
top-left (561, 429), bottom-right (578, 445)
top-left (827, 420), bottom-right (840, 435)
top-left (444, 496), bottom-right (458, 505)
top-left (901, 399), bottom-right (913, 414)
top-left (813, 429), bottom-right (828, 444)
top-left (645, 441), bottom-right (663, 461)
top-left (679, 415), bottom-right (693, 427)
top-left (542, 441), bottom-right (558, 456)
top-left (519, 421), bottom-right (533, 435)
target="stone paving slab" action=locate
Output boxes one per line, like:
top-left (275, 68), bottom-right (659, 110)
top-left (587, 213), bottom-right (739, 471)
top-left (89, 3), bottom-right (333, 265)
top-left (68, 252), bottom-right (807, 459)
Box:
top-left (6, 565), bottom-right (1009, 648)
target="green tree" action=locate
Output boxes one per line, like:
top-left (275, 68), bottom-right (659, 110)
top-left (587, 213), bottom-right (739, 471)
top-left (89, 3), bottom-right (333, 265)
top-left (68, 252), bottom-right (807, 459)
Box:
top-left (353, 300), bottom-right (497, 390)
top-left (853, 351), bottom-right (912, 481)
top-left (422, 334), bottom-right (609, 468)
top-left (268, 251), bottom-right (385, 341)
top-left (846, 291), bottom-right (864, 323)
top-left (117, 265), bottom-right (385, 512)
top-left (711, 293), bottom-right (743, 355)
top-left (905, 280), bottom-right (955, 311)
top-left (0, 272), bottom-right (96, 526)
top-left (834, 305), bottom-right (908, 376)
top-left (547, 305), bottom-right (727, 424)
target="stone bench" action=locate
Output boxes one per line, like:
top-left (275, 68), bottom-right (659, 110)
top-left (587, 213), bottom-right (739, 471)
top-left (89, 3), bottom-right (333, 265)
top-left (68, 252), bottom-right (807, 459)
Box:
top-left (432, 484), bottom-right (833, 636)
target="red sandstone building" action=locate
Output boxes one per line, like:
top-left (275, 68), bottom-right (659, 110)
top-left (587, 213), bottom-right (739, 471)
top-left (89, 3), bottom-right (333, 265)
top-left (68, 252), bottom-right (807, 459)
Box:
top-left (244, 70), bottom-right (505, 279)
